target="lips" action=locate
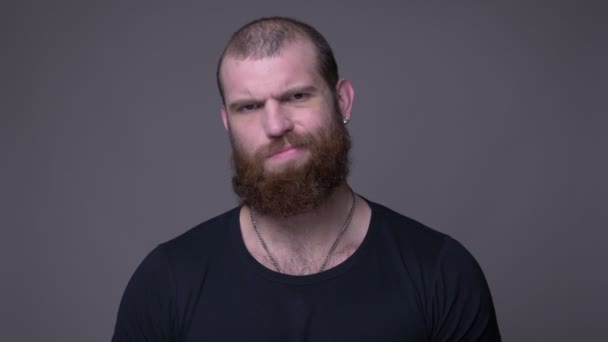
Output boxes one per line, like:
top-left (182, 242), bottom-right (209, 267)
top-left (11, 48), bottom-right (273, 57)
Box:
top-left (267, 145), bottom-right (297, 158)
top-left (263, 133), bottom-right (310, 160)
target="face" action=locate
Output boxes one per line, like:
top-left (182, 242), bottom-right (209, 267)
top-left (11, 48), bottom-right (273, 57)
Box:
top-left (219, 38), bottom-right (355, 216)
top-left (221, 39), bottom-right (341, 171)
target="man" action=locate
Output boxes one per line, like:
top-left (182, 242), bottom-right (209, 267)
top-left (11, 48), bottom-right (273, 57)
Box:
top-left (112, 17), bottom-right (501, 341)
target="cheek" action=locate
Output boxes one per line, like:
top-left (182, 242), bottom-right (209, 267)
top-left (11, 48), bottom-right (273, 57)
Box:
top-left (295, 103), bottom-right (333, 128)
top-left (305, 109), bottom-right (336, 132)
top-left (229, 128), bottom-right (261, 155)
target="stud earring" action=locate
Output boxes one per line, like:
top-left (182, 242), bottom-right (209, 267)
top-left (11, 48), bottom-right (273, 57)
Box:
top-left (342, 117), bottom-right (350, 124)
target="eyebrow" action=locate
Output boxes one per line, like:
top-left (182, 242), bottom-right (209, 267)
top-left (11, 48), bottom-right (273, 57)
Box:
top-left (278, 85), bottom-right (319, 99)
top-left (227, 85), bottom-right (320, 112)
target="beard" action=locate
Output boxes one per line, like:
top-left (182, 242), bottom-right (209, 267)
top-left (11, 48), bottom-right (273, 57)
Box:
top-left (230, 114), bottom-right (351, 218)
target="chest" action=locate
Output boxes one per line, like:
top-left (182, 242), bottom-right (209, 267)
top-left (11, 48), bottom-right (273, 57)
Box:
top-left (180, 266), bottom-right (429, 341)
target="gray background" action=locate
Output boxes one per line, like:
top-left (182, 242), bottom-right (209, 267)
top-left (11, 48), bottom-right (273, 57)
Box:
top-left (2, 1), bottom-right (607, 341)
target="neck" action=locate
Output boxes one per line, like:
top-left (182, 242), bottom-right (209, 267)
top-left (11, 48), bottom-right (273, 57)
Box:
top-left (239, 182), bottom-right (372, 275)
top-left (250, 182), bottom-right (353, 244)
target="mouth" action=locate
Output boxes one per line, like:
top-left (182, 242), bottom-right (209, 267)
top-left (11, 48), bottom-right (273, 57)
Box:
top-left (267, 145), bottom-right (299, 159)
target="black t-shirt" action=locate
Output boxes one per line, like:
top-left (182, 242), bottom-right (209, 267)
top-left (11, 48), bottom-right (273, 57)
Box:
top-left (112, 200), bottom-right (501, 341)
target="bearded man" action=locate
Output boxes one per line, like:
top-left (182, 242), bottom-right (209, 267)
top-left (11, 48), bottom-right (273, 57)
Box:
top-left (112, 17), bottom-right (501, 341)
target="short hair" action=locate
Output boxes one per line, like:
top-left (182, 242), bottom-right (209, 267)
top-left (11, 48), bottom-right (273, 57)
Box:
top-left (216, 17), bottom-right (339, 105)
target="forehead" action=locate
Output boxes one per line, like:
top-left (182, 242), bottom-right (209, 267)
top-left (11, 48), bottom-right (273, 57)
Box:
top-left (220, 39), bottom-right (323, 100)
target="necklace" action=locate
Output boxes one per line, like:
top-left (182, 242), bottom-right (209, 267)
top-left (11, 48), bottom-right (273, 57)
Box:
top-left (249, 188), bottom-right (357, 274)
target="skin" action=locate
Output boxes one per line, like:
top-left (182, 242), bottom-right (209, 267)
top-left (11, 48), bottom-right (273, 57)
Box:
top-left (219, 38), bottom-right (371, 275)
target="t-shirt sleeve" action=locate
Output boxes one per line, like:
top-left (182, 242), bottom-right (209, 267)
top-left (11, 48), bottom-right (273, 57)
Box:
top-left (112, 245), bottom-right (178, 342)
top-left (428, 237), bottom-right (501, 341)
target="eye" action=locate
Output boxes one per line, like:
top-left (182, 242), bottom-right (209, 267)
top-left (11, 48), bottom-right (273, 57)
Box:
top-left (238, 103), bottom-right (261, 112)
top-left (290, 93), bottom-right (309, 101)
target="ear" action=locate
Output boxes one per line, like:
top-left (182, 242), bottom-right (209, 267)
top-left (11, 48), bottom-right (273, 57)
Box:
top-left (335, 79), bottom-right (355, 122)
top-left (221, 105), bottom-right (229, 131)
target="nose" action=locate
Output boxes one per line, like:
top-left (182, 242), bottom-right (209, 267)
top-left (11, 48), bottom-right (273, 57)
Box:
top-left (263, 101), bottom-right (294, 138)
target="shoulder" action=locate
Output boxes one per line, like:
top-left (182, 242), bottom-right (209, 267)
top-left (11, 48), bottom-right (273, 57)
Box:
top-left (367, 199), bottom-right (485, 280)
top-left (366, 200), bottom-right (501, 340)
top-left (158, 207), bottom-right (240, 268)
top-left (367, 200), bottom-right (450, 262)
top-left (163, 207), bottom-right (240, 250)
top-left (123, 206), bottom-right (240, 289)
top-left (112, 208), bottom-right (241, 341)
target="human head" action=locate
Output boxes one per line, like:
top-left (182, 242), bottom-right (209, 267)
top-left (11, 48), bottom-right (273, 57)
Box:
top-left (217, 17), bottom-right (354, 216)
top-left (216, 16), bottom-right (340, 110)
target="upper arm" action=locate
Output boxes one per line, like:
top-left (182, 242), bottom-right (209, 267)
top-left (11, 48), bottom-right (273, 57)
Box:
top-left (428, 238), bottom-right (501, 342)
top-left (112, 245), bottom-right (178, 342)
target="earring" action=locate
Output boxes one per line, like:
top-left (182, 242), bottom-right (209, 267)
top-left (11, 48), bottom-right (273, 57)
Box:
top-left (342, 117), bottom-right (350, 124)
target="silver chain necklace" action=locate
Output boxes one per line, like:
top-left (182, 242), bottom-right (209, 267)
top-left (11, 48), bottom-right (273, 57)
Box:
top-left (249, 188), bottom-right (357, 274)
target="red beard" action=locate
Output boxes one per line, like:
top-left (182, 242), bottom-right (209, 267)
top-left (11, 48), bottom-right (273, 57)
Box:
top-left (230, 115), bottom-right (351, 217)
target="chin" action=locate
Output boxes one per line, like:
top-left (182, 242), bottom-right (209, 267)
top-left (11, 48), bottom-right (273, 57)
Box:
top-left (264, 160), bottom-right (307, 175)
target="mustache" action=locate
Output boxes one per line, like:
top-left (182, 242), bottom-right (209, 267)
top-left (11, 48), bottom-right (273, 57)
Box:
top-left (257, 132), bottom-right (313, 158)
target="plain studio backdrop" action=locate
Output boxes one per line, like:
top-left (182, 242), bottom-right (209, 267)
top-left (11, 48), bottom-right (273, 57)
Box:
top-left (2, 1), bottom-right (606, 341)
